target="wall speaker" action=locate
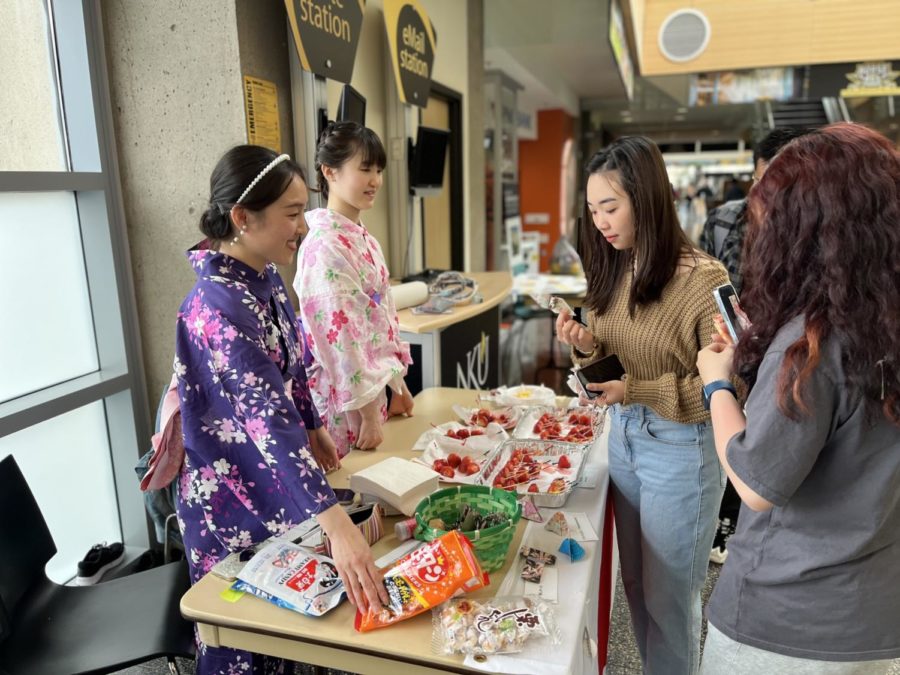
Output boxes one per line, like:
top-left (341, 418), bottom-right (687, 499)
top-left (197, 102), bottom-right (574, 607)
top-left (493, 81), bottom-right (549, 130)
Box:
top-left (658, 9), bottom-right (711, 63)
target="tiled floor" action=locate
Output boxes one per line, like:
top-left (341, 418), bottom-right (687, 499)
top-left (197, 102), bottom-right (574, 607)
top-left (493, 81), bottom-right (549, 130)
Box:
top-left (116, 313), bottom-right (900, 674)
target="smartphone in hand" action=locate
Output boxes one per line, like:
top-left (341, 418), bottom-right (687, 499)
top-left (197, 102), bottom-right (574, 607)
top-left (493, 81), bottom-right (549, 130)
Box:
top-left (712, 284), bottom-right (750, 344)
top-left (575, 354), bottom-right (626, 399)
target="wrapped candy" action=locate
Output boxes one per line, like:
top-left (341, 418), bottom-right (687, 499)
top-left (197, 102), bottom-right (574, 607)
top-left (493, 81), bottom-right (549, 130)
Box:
top-left (545, 511), bottom-right (569, 537)
top-left (433, 596), bottom-right (560, 656)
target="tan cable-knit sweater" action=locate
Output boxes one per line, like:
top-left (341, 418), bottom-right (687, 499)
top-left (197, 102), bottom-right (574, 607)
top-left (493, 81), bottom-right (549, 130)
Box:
top-left (573, 258), bottom-right (730, 424)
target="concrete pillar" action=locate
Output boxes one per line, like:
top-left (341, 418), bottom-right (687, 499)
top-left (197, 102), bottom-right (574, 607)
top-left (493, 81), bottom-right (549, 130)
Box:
top-left (102, 1), bottom-right (246, 411)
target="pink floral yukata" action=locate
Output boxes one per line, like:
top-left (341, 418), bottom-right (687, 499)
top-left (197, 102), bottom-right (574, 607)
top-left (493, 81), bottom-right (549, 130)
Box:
top-left (294, 208), bottom-right (412, 458)
top-left (174, 246), bottom-right (336, 675)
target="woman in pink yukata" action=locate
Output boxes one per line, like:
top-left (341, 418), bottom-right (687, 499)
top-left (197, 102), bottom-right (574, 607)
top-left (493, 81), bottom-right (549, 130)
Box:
top-left (174, 145), bottom-right (388, 675)
top-left (294, 122), bottom-right (414, 457)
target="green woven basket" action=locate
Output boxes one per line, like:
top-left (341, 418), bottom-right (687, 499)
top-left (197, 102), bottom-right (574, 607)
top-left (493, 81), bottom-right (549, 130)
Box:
top-left (413, 485), bottom-right (521, 573)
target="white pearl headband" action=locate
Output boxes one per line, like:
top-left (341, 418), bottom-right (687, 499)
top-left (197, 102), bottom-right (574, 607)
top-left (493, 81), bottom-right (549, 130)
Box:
top-left (235, 153), bottom-right (291, 205)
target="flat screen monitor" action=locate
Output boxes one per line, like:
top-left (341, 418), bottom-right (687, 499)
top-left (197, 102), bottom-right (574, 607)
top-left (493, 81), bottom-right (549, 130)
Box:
top-left (410, 125), bottom-right (450, 190)
top-left (337, 84), bottom-right (366, 126)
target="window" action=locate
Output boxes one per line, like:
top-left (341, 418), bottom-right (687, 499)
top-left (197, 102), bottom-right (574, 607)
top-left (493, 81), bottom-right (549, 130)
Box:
top-left (0, 0), bottom-right (150, 581)
top-left (0, 192), bottom-right (99, 403)
top-left (0, 1), bottom-right (67, 171)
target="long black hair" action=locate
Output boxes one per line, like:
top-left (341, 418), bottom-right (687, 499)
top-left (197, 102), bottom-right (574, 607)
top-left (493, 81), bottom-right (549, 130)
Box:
top-left (199, 145), bottom-right (306, 242)
top-left (580, 136), bottom-right (692, 316)
top-left (315, 121), bottom-right (387, 199)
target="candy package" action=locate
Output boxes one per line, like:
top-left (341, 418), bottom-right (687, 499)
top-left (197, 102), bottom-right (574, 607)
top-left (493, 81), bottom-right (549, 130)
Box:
top-left (432, 596), bottom-right (560, 655)
top-left (232, 541), bottom-right (344, 617)
top-left (354, 530), bottom-right (488, 632)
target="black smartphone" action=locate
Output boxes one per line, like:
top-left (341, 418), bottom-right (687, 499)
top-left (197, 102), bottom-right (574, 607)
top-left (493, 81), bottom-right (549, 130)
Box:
top-left (575, 354), bottom-right (626, 399)
top-left (712, 284), bottom-right (749, 344)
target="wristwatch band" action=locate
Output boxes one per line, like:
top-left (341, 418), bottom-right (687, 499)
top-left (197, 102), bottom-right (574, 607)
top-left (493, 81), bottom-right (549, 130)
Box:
top-left (703, 380), bottom-right (737, 410)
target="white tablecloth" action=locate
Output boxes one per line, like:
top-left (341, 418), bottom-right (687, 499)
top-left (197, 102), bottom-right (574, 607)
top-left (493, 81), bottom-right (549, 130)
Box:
top-left (463, 425), bottom-right (612, 675)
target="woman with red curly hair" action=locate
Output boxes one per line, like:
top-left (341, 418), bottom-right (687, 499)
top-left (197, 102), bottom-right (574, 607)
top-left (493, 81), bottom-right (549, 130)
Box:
top-left (697, 123), bottom-right (900, 673)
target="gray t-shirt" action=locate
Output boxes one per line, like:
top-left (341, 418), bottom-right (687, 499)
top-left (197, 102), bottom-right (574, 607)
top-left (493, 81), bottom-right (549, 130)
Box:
top-left (706, 316), bottom-right (900, 661)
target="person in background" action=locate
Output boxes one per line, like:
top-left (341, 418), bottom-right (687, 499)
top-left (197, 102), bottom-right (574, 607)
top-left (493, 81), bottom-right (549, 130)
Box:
top-left (722, 176), bottom-right (746, 202)
top-left (294, 122), bottom-right (414, 458)
top-left (175, 145), bottom-right (387, 675)
top-left (556, 136), bottom-right (732, 674)
top-left (695, 180), bottom-right (714, 208)
top-left (698, 126), bottom-right (810, 564)
top-left (697, 122), bottom-right (900, 673)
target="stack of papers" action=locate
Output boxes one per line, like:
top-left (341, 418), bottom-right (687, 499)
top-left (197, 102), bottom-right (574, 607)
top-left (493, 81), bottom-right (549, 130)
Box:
top-left (349, 457), bottom-right (439, 516)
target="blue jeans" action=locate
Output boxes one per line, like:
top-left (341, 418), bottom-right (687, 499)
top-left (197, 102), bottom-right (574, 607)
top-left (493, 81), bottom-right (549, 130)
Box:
top-left (609, 403), bottom-right (724, 675)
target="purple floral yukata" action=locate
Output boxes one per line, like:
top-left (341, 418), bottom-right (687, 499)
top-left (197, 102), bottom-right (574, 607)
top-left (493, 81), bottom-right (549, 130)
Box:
top-left (174, 246), bottom-right (336, 675)
top-left (293, 208), bottom-right (412, 458)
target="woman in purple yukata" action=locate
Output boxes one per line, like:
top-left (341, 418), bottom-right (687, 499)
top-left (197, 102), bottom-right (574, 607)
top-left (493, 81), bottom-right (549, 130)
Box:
top-left (293, 122), bottom-right (414, 458)
top-left (174, 146), bottom-right (387, 675)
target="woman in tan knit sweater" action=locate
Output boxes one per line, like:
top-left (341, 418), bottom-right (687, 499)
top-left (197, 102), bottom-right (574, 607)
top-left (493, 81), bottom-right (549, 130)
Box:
top-left (556, 136), bottom-right (729, 675)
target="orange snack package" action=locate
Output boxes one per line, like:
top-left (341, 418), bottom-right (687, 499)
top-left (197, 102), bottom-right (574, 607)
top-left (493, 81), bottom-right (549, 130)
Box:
top-left (355, 530), bottom-right (488, 632)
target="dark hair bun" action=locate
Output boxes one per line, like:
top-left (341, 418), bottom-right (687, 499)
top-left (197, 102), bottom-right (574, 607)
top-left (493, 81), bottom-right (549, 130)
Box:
top-left (200, 145), bottom-right (307, 241)
top-left (199, 205), bottom-right (231, 240)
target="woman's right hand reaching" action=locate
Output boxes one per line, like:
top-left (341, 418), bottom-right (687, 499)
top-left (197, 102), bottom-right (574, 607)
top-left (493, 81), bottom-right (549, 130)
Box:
top-left (316, 504), bottom-right (387, 612)
top-left (555, 311), bottom-right (596, 354)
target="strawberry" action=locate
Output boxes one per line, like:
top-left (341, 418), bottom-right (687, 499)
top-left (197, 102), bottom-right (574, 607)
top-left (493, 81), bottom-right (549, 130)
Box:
top-left (527, 483), bottom-right (539, 493)
top-left (558, 455), bottom-right (571, 469)
top-left (447, 453), bottom-right (461, 468)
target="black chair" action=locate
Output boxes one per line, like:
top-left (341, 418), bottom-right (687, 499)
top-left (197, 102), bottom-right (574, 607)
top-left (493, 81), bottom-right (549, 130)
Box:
top-left (0, 455), bottom-right (195, 675)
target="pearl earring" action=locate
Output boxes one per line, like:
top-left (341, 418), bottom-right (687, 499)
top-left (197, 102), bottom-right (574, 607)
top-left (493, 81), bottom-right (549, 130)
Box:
top-left (231, 226), bottom-right (247, 245)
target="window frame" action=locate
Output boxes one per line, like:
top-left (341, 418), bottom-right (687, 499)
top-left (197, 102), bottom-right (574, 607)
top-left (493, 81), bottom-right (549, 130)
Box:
top-left (0, 0), bottom-right (151, 549)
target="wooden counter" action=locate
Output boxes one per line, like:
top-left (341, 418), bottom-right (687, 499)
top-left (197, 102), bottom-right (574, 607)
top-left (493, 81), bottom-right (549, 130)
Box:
top-left (397, 272), bottom-right (512, 393)
top-left (396, 271), bottom-right (512, 334)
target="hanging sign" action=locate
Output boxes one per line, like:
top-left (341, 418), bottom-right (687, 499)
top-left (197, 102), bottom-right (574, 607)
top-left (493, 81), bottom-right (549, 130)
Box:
top-left (609, 0), bottom-right (634, 100)
top-left (839, 62), bottom-right (900, 98)
top-left (284, 0), bottom-right (365, 84)
top-left (383, 0), bottom-right (437, 107)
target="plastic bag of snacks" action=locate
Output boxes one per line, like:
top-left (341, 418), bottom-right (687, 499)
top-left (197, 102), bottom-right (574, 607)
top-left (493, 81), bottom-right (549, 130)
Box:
top-left (232, 541), bottom-right (344, 617)
top-left (432, 596), bottom-right (560, 655)
top-left (355, 530), bottom-right (488, 632)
